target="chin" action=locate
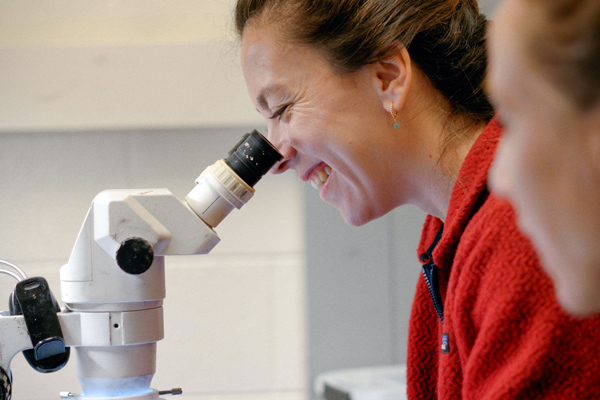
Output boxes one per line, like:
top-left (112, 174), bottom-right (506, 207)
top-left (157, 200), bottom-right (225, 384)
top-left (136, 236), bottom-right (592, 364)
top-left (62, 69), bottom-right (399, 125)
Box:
top-left (325, 188), bottom-right (385, 226)
top-left (343, 214), bottom-right (370, 227)
top-left (535, 231), bottom-right (600, 317)
top-left (339, 204), bottom-right (379, 227)
top-left (548, 257), bottom-right (600, 317)
top-left (556, 283), bottom-right (600, 317)
top-left (335, 205), bottom-right (368, 227)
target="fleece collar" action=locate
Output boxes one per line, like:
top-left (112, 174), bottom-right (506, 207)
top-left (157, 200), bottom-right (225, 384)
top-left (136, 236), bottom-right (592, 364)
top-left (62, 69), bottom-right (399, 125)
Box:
top-left (418, 117), bottom-right (503, 269)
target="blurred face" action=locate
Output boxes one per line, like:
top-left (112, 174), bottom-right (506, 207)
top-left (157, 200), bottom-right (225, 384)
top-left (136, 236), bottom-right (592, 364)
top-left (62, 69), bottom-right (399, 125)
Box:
top-left (488, 0), bottom-right (600, 315)
top-left (241, 23), bottom-right (420, 226)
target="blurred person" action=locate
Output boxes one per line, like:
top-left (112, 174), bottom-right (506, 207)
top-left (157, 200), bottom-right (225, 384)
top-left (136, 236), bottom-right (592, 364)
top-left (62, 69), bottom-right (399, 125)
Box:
top-left (488, 0), bottom-right (600, 316)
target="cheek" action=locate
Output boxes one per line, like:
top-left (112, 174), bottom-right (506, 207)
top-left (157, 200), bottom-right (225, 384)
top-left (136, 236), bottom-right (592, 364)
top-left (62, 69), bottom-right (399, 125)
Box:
top-left (265, 120), bottom-right (286, 150)
top-left (490, 125), bottom-right (535, 203)
top-left (492, 121), bottom-right (554, 235)
top-left (507, 120), bottom-right (554, 195)
top-left (289, 108), bottom-right (344, 156)
top-left (509, 121), bottom-right (571, 255)
top-left (490, 133), bottom-right (517, 198)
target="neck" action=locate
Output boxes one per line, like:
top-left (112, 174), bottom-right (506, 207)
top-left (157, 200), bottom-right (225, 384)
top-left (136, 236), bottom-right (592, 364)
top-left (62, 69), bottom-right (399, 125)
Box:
top-left (389, 66), bottom-right (488, 221)
top-left (412, 119), bottom-right (487, 222)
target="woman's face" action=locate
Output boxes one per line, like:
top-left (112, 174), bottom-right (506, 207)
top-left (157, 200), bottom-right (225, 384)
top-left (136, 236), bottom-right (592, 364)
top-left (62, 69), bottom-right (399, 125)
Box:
top-left (240, 23), bottom-right (420, 226)
top-left (488, 0), bottom-right (600, 315)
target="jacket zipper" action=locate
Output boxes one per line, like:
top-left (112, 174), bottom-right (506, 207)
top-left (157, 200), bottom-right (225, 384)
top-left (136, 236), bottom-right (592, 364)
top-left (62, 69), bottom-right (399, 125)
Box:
top-left (419, 226), bottom-right (445, 324)
top-left (419, 226), bottom-right (448, 353)
top-left (421, 260), bottom-right (444, 323)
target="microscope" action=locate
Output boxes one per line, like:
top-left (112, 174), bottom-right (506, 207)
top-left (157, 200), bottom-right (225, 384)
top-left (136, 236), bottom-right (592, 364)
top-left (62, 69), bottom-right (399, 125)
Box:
top-left (0, 130), bottom-right (282, 400)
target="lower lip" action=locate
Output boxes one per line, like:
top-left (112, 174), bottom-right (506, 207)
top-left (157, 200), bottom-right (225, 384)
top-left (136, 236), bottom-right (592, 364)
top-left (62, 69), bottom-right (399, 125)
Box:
top-left (318, 173), bottom-right (331, 199)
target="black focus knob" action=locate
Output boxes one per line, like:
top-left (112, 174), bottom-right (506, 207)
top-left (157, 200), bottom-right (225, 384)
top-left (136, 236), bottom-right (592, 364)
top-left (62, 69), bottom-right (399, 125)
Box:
top-left (116, 237), bottom-right (154, 275)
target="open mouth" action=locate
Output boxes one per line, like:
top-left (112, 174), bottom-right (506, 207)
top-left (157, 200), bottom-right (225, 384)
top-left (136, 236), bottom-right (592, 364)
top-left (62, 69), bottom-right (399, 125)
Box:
top-left (309, 165), bottom-right (332, 190)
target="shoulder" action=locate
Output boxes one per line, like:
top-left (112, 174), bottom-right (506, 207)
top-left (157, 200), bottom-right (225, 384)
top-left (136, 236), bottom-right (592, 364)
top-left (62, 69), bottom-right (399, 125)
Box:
top-left (453, 193), bottom-right (547, 302)
top-left (461, 193), bottom-right (535, 258)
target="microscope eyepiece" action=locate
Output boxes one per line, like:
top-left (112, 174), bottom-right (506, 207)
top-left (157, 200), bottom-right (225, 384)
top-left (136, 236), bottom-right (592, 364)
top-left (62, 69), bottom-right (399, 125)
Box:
top-left (225, 130), bottom-right (283, 187)
top-left (185, 130), bottom-right (282, 228)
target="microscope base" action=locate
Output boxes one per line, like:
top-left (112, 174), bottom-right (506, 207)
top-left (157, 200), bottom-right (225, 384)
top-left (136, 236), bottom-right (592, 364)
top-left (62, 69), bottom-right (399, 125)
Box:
top-left (68, 389), bottom-right (164, 399)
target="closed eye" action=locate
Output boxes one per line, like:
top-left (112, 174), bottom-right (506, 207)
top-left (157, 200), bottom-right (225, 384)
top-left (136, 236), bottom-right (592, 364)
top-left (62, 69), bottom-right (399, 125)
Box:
top-left (269, 104), bottom-right (289, 120)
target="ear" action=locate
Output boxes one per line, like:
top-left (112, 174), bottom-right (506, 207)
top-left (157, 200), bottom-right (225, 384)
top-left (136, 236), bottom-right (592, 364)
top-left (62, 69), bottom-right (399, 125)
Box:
top-left (371, 45), bottom-right (413, 114)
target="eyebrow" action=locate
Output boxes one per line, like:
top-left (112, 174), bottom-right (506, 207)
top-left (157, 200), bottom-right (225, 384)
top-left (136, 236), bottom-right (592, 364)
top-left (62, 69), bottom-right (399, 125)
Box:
top-left (257, 83), bottom-right (288, 111)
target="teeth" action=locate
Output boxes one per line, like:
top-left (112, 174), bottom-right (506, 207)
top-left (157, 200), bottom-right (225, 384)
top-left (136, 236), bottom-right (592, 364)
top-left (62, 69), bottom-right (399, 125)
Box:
top-left (310, 166), bottom-right (331, 190)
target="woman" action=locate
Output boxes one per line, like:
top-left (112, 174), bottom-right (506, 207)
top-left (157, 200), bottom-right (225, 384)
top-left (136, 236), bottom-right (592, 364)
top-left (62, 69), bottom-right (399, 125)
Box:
top-left (236, 0), bottom-right (600, 398)
top-left (488, 0), bottom-right (600, 317)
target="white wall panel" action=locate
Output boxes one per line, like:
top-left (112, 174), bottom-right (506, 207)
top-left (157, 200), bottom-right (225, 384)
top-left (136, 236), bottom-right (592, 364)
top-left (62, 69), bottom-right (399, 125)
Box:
top-left (0, 43), bottom-right (262, 132)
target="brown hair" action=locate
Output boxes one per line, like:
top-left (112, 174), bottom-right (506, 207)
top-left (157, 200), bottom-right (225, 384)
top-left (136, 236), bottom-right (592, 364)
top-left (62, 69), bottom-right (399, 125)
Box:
top-left (525, 0), bottom-right (600, 110)
top-left (235, 0), bottom-right (493, 169)
top-left (235, 0), bottom-right (493, 123)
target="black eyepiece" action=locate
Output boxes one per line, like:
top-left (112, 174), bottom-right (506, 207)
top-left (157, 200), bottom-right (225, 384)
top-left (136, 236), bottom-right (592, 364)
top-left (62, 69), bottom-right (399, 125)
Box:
top-left (225, 130), bottom-right (283, 187)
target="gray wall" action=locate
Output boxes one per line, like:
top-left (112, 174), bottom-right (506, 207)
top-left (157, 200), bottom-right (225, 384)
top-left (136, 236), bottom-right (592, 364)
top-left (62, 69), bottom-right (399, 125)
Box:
top-left (479, 0), bottom-right (501, 16)
top-left (304, 187), bottom-right (425, 391)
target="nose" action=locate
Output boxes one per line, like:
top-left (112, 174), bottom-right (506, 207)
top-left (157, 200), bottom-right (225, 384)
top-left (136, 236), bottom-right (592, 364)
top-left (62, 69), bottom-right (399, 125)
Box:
top-left (267, 130), bottom-right (296, 174)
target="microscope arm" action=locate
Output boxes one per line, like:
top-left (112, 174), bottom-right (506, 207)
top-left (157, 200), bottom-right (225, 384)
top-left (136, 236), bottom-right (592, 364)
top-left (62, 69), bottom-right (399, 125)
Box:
top-left (0, 313), bottom-right (32, 372)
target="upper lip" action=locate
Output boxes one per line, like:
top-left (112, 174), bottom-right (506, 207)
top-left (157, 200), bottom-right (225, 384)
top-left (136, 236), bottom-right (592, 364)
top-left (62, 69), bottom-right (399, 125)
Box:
top-left (302, 162), bottom-right (328, 182)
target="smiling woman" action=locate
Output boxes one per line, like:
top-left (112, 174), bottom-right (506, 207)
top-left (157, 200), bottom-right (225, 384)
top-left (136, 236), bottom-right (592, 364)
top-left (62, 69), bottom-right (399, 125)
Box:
top-left (234, 0), bottom-right (600, 398)
top-left (237, 0), bottom-right (492, 227)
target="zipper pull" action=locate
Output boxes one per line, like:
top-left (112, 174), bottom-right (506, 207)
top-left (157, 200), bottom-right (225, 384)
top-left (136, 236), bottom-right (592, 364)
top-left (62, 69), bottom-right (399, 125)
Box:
top-left (441, 333), bottom-right (450, 353)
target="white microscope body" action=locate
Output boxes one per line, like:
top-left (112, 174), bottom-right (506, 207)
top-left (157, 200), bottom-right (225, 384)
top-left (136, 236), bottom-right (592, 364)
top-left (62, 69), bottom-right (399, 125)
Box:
top-left (0, 131), bottom-right (281, 400)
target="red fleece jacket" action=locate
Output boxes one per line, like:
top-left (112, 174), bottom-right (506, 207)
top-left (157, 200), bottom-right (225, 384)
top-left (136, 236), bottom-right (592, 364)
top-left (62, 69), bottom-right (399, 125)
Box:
top-left (407, 118), bottom-right (600, 399)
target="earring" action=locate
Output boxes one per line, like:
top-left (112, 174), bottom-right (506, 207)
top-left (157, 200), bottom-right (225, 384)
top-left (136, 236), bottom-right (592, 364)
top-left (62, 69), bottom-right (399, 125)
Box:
top-left (390, 102), bottom-right (400, 129)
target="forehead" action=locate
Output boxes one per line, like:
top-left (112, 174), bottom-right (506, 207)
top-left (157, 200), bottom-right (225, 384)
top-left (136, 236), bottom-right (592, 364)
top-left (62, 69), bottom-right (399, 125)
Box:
top-left (240, 23), bottom-right (336, 99)
top-left (487, 0), bottom-right (576, 112)
top-left (489, 0), bottom-right (526, 70)
top-left (487, 0), bottom-right (531, 96)
top-left (241, 23), bottom-right (293, 71)
top-left (241, 21), bottom-right (331, 70)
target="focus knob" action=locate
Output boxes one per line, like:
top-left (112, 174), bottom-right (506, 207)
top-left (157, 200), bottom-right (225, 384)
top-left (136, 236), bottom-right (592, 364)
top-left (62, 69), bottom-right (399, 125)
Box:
top-left (116, 237), bottom-right (154, 275)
